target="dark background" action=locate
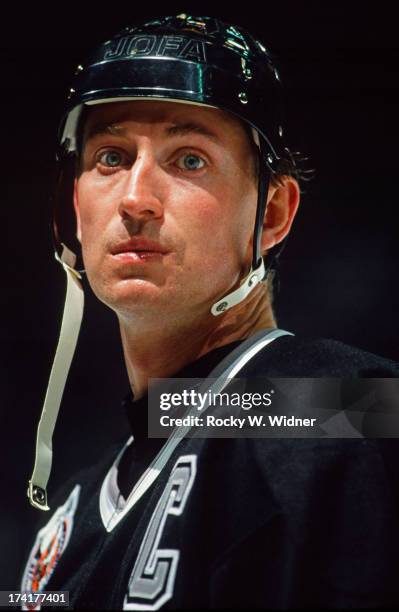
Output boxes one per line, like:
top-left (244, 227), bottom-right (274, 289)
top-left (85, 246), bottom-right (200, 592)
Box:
top-left (1, 0), bottom-right (398, 588)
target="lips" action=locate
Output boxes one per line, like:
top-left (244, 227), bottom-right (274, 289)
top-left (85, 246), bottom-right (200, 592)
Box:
top-left (110, 238), bottom-right (169, 256)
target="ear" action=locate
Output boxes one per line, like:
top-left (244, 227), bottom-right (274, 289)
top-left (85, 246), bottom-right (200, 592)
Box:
top-left (73, 177), bottom-right (82, 243)
top-left (261, 176), bottom-right (300, 253)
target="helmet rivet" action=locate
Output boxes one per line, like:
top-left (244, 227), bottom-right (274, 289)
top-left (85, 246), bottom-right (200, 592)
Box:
top-left (267, 154), bottom-right (273, 164)
top-left (216, 301), bottom-right (228, 312)
top-left (238, 92), bottom-right (248, 104)
top-left (76, 65), bottom-right (84, 73)
top-left (33, 487), bottom-right (44, 502)
top-left (241, 58), bottom-right (252, 80)
top-left (278, 125), bottom-right (283, 137)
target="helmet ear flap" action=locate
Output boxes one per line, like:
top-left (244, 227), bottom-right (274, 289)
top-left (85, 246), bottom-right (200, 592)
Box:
top-left (53, 151), bottom-right (84, 273)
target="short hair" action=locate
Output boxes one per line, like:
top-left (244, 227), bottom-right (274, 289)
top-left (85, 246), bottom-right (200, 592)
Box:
top-left (241, 121), bottom-right (308, 189)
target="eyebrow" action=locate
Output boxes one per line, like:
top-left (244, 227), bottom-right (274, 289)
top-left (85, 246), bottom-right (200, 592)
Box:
top-left (165, 122), bottom-right (219, 141)
top-left (84, 123), bottom-right (126, 141)
top-left (84, 120), bottom-right (220, 144)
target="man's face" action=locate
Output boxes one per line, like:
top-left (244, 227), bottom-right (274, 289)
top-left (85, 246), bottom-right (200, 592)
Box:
top-left (74, 100), bottom-right (258, 321)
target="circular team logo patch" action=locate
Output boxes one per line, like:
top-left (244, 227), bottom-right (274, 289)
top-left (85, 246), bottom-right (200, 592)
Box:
top-left (21, 484), bottom-right (81, 610)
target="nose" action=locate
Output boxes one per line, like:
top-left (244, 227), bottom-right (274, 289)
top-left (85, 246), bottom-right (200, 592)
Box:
top-left (118, 149), bottom-right (164, 223)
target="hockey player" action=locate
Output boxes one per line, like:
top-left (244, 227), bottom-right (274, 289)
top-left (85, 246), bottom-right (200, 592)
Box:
top-left (21, 15), bottom-right (399, 609)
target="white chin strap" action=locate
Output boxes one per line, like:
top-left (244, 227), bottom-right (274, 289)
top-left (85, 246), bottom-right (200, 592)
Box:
top-left (211, 258), bottom-right (266, 316)
top-left (27, 245), bottom-right (84, 511)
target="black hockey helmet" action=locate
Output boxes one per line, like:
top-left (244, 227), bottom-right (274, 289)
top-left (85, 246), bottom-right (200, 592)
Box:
top-left (61, 14), bottom-right (285, 158)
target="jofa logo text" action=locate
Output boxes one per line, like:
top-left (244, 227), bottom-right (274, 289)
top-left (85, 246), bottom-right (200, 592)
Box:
top-left (103, 35), bottom-right (207, 63)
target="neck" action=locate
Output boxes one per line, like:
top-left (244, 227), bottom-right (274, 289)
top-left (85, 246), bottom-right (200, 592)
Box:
top-left (118, 283), bottom-right (276, 399)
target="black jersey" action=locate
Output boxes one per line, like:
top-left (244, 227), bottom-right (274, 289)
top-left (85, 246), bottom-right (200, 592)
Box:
top-left (21, 333), bottom-right (399, 609)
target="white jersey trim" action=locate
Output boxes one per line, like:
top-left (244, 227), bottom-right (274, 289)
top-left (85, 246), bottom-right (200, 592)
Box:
top-left (99, 328), bottom-right (293, 532)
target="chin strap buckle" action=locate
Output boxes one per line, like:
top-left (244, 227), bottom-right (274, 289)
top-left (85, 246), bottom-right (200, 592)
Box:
top-left (211, 258), bottom-right (266, 316)
top-left (27, 481), bottom-right (49, 511)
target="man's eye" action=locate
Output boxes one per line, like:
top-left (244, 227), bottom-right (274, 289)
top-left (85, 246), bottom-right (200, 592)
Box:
top-left (176, 153), bottom-right (206, 171)
top-left (98, 150), bottom-right (124, 167)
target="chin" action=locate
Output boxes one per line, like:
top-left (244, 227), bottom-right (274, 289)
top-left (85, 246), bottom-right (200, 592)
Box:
top-left (92, 277), bottom-right (170, 315)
